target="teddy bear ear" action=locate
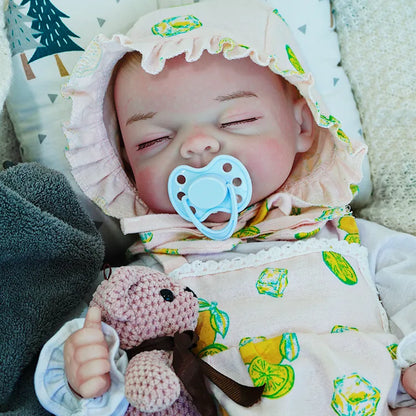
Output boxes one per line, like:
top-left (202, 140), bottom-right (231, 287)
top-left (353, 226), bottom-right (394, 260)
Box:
top-left (91, 266), bottom-right (154, 322)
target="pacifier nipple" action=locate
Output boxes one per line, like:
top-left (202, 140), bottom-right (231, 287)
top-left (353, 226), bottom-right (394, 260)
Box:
top-left (168, 155), bottom-right (252, 240)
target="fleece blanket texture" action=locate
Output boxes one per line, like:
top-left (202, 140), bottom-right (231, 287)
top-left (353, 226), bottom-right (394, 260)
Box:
top-left (0, 162), bottom-right (105, 415)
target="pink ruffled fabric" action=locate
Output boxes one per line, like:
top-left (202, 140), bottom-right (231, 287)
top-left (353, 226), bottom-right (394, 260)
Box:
top-left (62, 0), bottom-right (366, 240)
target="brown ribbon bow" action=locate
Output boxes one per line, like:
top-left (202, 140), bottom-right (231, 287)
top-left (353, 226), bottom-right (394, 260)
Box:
top-left (126, 330), bottom-right (264, 416)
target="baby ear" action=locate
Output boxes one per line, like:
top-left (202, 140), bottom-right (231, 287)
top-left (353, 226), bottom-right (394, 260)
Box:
top-left (293, 98), bottom-right (315, 153)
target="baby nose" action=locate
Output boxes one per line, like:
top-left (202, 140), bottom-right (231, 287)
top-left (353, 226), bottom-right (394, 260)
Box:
top-left (179, 126), bottom-right (220, 160)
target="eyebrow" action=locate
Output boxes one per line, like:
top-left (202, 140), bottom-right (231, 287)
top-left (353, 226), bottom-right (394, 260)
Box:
top-left (124, 91), bottom-right (257, 126)
top-left (126, 111), bottom-right (157, 126)
top-left (215, 90), bottom-right (258, 102)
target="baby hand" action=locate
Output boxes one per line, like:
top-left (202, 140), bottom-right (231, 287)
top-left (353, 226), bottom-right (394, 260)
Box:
top-left (402, 364), bottom-right (416, 399)
top-left (64, 306), bottom-right (111, 398)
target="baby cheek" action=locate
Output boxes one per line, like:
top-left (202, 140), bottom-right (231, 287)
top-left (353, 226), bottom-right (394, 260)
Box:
top-left (245, 138), bottom-right (291, 176)
top-left (134, 165), bottom-right (173, 213)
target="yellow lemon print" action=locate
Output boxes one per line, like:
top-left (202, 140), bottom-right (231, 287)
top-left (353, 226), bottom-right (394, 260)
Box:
top-left (286, 45), bottom-right (304, 75)
top-left (336, 128), bottom-right (351, 145)
top-left (338, 216), bottom-right (360, 244)
top-left (322, 251), bottom-right (358, 285)
top-left (249, 358), bottom-right (295, 399)
top-left (195, 310), bottom-right (216, 352)
top-left (239, 336), bottom-right (284, 365)
top-left (331, 373), bottom-right (380, 416)
top-left (194, 299), bottom-right (229, 357)
top-left (386, 344), bottom-right (398, 360)
top-left (232, 225), bottom-right (260, 239)
top-left (319, 113), bottom-right (340, 128)
top-left (294, 228), bottom-right (320, 240)
top-left (153, 248), bottom-right (179, 255)
top-left (331, 325), bottom-right (358, 333)
top-left (338, 216), bottom-right (359, 234)
top-left (140, 232), bottom-right (153, 243)
top-left (250, 200), bottom-right (269, 226)
top-left (240, 335), bottom-right (299, 400)
top-left (350, 184), bottom-right (359, 196)
top-left (152, 15), bottom-right (202, 38)
top-left (315, 207), bottom-right (345, 222)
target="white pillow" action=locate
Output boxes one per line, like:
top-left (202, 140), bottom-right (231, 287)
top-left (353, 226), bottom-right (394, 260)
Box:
top-left (3, 0), bottom-right (370, 258)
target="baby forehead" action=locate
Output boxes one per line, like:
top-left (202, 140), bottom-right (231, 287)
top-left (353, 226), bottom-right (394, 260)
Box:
top-left (115, 52), bottom-right (286, 104)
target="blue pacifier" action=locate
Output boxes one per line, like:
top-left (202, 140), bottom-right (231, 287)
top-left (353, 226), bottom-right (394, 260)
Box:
top-left (168, 155), bottom-right (252, 240)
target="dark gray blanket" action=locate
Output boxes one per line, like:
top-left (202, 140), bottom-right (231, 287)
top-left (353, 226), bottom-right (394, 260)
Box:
top-left (0, 163), bottom-right (105, 415)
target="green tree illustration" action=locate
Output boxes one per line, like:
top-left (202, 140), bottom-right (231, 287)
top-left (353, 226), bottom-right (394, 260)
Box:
top-left (20, 0), bottom-right (84, 77)
top-left (5, 0), bottom-right (40, 80)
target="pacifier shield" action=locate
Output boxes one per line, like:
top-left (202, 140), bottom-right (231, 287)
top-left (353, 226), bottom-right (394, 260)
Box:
top-left (168, 155), bottom-right (252, 240)
top-left (188, 176), bottom-right (227, 209)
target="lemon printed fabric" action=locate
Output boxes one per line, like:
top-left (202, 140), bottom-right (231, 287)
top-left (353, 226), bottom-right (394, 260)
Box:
top-left (178, 233), bottom-right (397, 415)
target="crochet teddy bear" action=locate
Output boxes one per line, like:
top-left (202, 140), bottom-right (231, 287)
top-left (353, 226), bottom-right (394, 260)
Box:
top-left (90, 266), bottom-right (203, 416)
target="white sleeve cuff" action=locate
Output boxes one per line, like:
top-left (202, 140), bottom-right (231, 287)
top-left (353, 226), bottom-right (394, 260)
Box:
top-left (34, 318), bottom-right (129, 416)
top-left (396, 332), bottom-right (416, 369)
top-left (388, 367), bottom-right (416, 409)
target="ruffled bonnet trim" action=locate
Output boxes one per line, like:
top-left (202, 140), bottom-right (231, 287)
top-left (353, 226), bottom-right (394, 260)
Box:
top-left (63, 0), bottom-right (366, 222)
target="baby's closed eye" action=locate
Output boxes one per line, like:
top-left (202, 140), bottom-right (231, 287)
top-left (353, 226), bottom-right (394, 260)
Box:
top-left (220, 117), bottom-right (261, 129)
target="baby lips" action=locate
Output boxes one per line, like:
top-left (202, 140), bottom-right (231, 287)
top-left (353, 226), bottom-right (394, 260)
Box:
top-left (168, 155), bottom-right (252, 240)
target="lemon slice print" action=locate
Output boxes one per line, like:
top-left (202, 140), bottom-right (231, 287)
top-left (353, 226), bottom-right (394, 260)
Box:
top-left (322, 251), bottom-right (358, 285)
top-left (249, 358), bottom-right (295, 399)
top-left (295, 228), bottom-right (320, 240)
top-left (152, 15), bottom-right (202, 38)
top-left (338, 216), bottom-right (360, 244)
top-left (232, 225), bottom-right (260, 239)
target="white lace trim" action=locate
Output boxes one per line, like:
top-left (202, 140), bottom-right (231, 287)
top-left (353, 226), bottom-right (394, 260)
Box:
top-left (170, 238), bottom-right (390, 332)
top-left (170, 238), bottom-right (366, 278)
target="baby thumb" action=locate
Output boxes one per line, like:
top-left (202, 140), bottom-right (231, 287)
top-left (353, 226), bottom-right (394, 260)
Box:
top-left (83, 306), bottom-right (103, 330)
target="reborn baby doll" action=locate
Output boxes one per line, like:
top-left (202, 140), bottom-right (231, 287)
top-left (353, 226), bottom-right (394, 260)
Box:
top-left (36, 0), bottom-right (416, 414)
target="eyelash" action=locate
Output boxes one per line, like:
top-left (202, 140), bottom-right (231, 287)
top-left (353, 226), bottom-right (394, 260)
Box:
top-left (136, 117), bottom-right (260, 151)
top-left (220, 117), bottom-right (260, 128)
top-left (136, 136), bottom-right (171, 151)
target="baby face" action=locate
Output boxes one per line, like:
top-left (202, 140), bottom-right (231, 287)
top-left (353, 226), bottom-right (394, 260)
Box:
top-left (114, 52), bottom-right (314, 216)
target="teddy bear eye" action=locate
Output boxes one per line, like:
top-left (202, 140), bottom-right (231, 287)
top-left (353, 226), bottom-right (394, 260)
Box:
top-left (160, 289), bottom-right (175, 302)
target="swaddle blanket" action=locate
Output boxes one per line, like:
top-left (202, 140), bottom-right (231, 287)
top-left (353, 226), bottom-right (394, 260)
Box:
top-left (0, 163), bottom-right (104, 415)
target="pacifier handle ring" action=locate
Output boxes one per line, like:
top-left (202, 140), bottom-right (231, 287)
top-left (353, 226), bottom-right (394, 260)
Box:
top-left (181, 183), bottom-right (238, 241)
